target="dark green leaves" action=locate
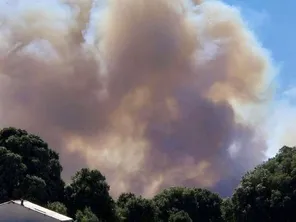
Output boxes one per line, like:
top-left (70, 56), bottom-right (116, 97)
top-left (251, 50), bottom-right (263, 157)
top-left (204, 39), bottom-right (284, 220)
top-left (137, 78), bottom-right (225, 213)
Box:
top-left (2, 127), bottom-right (296, 222)
top-left (65, 168), bottom-right (117, 221)
top-left (116, 194), bottom-right (157, 222)
top-left (0, 127), bottom-right (64, 204)
top-left (75, 207), bottom-right (100, 222)
top-left (47, 202), bottom-right (68, 215)
top-left (153, 187), bottom-right (223, 222)
top-left (168, 211), bottom-right (192, 222)
top-left (231, 146), bottom-right (296, 222)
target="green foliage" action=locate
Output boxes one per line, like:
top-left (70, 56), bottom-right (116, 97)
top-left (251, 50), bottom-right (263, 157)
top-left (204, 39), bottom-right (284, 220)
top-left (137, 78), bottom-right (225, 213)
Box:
top-left (221, 198), bottom-right (235, 222)
top-left (0, 127), bottom-right (64, 205)
top-left (231, 146), bottom-right (296, 222)
top-left (153, 187), bottom-right (223, 222)
top-left (3, 127), bottom-right (296, 222)
top-left (22, 175), bottom-right (47, 203)
top-left (116, 193), bottom-right (157, 222)
top-left (75, 207), bottom-right (100, 222)
top-left (65, 168), bottom-right (117, 221)
top-left (168, 211), bottom-right (192, 222)
top-left (116, 192), bottom-right (136, 209)
top-left (0, 147), bottom-right (27, 201)
top-left (47, 202), bottom-right (68, 215)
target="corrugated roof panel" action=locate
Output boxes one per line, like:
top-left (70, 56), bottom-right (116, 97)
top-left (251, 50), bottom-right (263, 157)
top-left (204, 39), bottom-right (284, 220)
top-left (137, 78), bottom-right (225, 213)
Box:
top-left (10, 200), bottom-right (73, 221)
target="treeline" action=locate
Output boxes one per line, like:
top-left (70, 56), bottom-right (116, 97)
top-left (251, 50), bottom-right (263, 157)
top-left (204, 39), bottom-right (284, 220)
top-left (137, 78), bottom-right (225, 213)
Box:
top-left (1, 127), bottom-right (296, 222)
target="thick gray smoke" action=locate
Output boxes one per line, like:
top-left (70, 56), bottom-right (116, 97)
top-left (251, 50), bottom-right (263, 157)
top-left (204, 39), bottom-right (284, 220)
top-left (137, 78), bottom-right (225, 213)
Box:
top-left (0, 0), bottom-right (273, 197)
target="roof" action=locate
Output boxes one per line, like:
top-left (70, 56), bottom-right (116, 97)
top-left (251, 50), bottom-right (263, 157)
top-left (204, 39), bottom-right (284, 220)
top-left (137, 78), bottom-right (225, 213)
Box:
top-left (0, 200), bottom-right (73, 221)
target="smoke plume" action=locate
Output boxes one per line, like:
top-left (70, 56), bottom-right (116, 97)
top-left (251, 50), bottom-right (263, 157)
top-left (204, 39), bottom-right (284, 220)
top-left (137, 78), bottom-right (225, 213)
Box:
top-left (0, 0), bottom-right (273, 197)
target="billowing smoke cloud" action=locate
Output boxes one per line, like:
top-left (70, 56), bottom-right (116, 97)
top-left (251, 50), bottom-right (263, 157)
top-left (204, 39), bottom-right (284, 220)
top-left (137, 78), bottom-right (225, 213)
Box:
top-left (0, 0), bottom-right (273, 197)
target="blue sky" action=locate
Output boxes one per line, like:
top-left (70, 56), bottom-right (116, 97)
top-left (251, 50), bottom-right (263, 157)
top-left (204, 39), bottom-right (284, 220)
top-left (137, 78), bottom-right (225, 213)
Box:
top-left (223, 0), bottom-right (296, 157)
top-left (225, 0), bottom-right (295, 92)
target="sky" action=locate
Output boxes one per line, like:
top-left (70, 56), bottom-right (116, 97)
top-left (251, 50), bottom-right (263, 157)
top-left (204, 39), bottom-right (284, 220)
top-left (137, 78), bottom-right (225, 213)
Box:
top-left (225, 0), bottom-right (295, 89)
top-left (10, 0), bottom-right (295, 158)
top-left (0, 0), bottom-right (295, 196)
top-left (2, 0), bottom-right (294, 89)
top-left (224, 0), bottom-right (296, 157)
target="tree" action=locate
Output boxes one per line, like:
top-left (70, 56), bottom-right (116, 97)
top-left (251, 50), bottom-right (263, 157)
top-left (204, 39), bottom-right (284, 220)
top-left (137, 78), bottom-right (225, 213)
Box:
top-left (221, 198), bottom-right (235, 222)
top-left (116, 193), bottom-right (157, 222)
top-left (65, 168), bottom-right (117, 221)
top-left (231, 146), bottom-right (296, 222)
top-left (21, 175), bottom-right (47, 203)
top-left (75, 207), bottom-right (100, 222)
top-left (0, 127), bottom-right (64, 204)
top-left (153, 187), bottom-right (223, 222)
top-left (116, 192), bottom-right (136, 209)
top-left (168, 211), bottom-right (192, 222)
top-left (47, 202), bottom-right (68, 215)
top-left (0, 147), bottom-right (27, 201)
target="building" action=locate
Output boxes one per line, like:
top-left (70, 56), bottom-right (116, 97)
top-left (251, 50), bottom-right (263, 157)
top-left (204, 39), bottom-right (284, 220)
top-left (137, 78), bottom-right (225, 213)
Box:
top-left (0, 200), bottom-right (73, 222)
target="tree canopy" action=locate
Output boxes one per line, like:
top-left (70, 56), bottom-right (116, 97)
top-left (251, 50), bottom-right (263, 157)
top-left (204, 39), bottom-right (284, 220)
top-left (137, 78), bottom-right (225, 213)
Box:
top-left (0, 127), bottom-right (64, 204)
top-left (47, 202), bottom-right (68, 215)
top-left (153, 187), bottom-right (223, 222)
top-left (231, 146), bottom-right (296, 222)
top-left (116, 193), bottom-right (157, 222)
top-left (64, 168), bottom-right (117, 221)
top-left (75, 207), bottom-right (100, 222)
top-left (2, 127), bottom-right (296, 222)
top-left (168, 211), bottom-right (193, 222)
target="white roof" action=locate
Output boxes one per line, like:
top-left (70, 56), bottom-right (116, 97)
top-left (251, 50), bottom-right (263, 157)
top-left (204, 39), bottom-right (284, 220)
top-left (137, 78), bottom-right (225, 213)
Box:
top-left (0, 200), bottom-right (73, 221)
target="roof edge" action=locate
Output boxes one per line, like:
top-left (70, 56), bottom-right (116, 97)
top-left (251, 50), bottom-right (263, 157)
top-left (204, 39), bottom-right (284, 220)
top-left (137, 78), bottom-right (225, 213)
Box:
top-left (0, 200), bottom-right (73, 222)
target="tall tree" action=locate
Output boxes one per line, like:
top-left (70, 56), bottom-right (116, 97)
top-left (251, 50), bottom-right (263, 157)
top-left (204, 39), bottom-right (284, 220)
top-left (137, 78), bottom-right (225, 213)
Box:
top-left (231, 146), bottom-right (296, 222)
top-left (0, 127), bottom-right (64, 204)
top-left (153, 187), bottom-right (223, 222)
top-left (65, 168), bottom-right (117, 221)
